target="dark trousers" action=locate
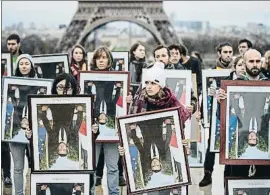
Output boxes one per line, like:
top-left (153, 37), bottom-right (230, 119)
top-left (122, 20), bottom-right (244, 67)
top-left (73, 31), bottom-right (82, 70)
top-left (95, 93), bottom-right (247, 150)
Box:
top-left (203, 133), bottom-right (215, 172)
top-left (96, 145), bottom-right (123, 178)
top-left (1, 142), bottom-right (11, 178)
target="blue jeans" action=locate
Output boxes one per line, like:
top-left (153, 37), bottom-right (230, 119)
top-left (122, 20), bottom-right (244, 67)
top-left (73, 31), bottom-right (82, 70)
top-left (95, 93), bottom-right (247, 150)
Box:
top-left (95, 143), bottom-right (119, 195)
top-left (10, 142), bottom-right (28, 195)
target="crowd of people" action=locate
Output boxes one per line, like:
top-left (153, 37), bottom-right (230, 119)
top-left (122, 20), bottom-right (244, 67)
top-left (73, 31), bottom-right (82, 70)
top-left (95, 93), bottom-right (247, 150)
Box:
top-left (1, 33), bottom-right (270, 195)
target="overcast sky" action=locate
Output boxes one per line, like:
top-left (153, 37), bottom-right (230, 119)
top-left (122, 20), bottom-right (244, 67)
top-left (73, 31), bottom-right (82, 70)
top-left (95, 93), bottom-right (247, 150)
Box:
top-left (2, 1), bottom-right (270, 28)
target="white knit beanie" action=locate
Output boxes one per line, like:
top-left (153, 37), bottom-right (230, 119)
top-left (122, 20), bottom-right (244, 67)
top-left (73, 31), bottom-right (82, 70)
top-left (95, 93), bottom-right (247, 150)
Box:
top-left (15, 54), bottom-right (34, 66)
top-left (143, 61), bottom-right (165, 88)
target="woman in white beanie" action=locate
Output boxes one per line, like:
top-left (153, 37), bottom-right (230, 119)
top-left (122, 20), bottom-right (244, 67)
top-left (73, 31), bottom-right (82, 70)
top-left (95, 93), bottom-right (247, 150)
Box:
top-left (127, 61), bottom-right (192, 121)
top-left (8, 54), bottom-right (37, 195)
top-left (119, 62), bottom-right (192, 195)
top-left (14, 54), bottom-right (37, 78)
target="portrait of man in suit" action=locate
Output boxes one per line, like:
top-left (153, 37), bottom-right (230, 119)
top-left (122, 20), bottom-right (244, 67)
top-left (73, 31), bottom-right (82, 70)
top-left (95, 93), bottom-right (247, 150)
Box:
top-left (227, 91), bottom-right (270, 159)
top-left (37, 103), bottom-right (87, 170)
top-left (83, 80), bottom-right (121, 129)
top-left (4, 84), bottom-right (48, 142)
top-left (126, 117), bottom-right (186, 190)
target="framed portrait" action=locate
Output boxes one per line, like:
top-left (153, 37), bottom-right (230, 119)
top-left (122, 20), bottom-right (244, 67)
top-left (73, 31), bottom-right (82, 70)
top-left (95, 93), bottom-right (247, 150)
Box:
top-left (87, 51), bottom-right (129, 71)
top-left (225, 177), bottom-right (270, 195)
top-left (1, 77), bottom-right (53, 143)
top-left (28, 95), bottom-right (94, 172)
top-left (1, 53), bottom-right (12, 76)
top-left (79, 71), bottom-right (130, 142)
top-left (202, 69), bottom-right (231, 152)
top-left (117, 107), bottom-right (191, 194)
top-left (31, 54), bottom-right (69, 79)
top-left (111, 51), bottom-right (129, 71)
top-left (87, 52), bottom-right (93, 70)
top-left (220, 80), bottom-right (270, 165)
top-left (31, 173), bottom-right (91, 195)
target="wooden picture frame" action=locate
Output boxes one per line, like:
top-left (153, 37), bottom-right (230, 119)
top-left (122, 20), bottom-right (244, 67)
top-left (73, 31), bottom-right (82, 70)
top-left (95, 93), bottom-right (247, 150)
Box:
top-left (31, 53), bottom-right (69, 79)
top-left (117, 107), bottom-right (191, 194)
top-left (87, 51), bottom-right (129, 71)
top-left (79, 71), bottom-right (130, 142)
top-left (1, 53), bottom-right (12, 76)
top-left (1, 77), bottom-right (53, 143)
top-left (220, 80), bottom-right (270, 165)
top-left (225, 177), bottom-right (270, 195)
top-left (202, 69), bottom-right (231, 152)
top-left (30, 172), bottom-right (91, 195)
top-left (28, 95), bottom-right (95, 172)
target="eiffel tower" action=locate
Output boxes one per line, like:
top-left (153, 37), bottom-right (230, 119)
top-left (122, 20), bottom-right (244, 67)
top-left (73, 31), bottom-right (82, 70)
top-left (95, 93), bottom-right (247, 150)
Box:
top-left (56, 0), bottom-right (181, 53)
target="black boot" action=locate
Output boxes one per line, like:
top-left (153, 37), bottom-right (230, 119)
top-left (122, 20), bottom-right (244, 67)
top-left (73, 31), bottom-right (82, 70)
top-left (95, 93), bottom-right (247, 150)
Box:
top-left (95, 177), bottom-right (102, 186)
top-left (199, 171), bottom-right (212, 187)
top-left (119, 176), bottom-right (126, 186)
top-left (4, 177), bottom-right (12, 187)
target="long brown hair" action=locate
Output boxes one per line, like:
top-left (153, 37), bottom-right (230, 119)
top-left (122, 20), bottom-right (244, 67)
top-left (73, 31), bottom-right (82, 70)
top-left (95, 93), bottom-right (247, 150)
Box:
top-left (70, 44), bottom-right (87, 69)
top-left (129, 42), bottom-right (146, 62)
top-left (90, 46), bottom-right (113, 70)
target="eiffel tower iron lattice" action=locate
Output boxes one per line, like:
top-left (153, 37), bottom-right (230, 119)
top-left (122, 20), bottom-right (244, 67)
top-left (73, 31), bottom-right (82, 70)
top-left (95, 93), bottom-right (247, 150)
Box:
top-left (55, 0), bottom-right (181, 53)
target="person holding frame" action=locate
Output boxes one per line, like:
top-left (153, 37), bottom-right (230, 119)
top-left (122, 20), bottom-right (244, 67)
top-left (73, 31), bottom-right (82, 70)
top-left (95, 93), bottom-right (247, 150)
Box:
top-left (27, 73), bottom-right (99, 194)
top-left (198, 42), bottom-right (234, 187)
top-left (119, 62), bottom-right (192, 194)
top-left (7, 54), bottom-right (39, 195)
top-left (70, 44), bottom-right (88, 80)
top-left (212, 56), bottom-right (246, 153)
top-left (1, 36), bottom-right (16, 188)
top-left (89, 46), bottom-right (125, 195)
top-left (217, 49), bottom-right (270, 178)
